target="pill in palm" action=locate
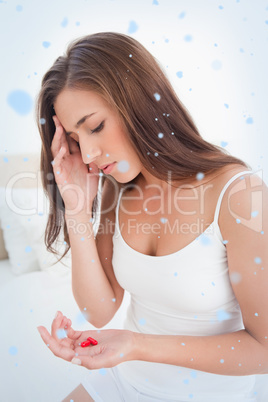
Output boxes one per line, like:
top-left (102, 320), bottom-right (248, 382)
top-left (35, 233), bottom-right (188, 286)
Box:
top-left (87, 337), bottom-right (98, 345)
top-left (81, 340), bottom-right (91, 347)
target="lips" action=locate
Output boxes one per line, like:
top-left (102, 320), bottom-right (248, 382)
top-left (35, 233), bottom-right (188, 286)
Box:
top-left (99, 162), bottom-right (113, 170)
top-left (99, 162), bottom-right (116, 174)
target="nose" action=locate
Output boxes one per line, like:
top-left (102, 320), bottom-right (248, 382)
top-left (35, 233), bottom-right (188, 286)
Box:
top-left (79, 137), bottom-right (102, 165)
top-left (81, 147), bottom-right (102, 165)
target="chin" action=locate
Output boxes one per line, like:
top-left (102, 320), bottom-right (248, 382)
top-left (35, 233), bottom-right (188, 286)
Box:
top-left (111, 169), bottom-right (140, 185)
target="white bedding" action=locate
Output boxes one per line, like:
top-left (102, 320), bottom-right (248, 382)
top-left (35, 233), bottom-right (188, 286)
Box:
top-left (0, 259), bottom-right (130, 402)
top-left (0, 259), bottom-right (267, 402)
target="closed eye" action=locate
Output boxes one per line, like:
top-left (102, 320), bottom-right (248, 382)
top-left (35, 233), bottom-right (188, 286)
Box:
top-left (91, 120), bottom-right (104, 134)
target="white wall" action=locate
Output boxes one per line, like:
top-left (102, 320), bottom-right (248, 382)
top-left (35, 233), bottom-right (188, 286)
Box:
top-left (0, 0), bottom-right (267, 180)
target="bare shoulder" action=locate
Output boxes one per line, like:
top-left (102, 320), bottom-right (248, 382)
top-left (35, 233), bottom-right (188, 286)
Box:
top-left (217, 164), bottom-right (267, 238)
top-left (212, 163), bottom-right (251, 186)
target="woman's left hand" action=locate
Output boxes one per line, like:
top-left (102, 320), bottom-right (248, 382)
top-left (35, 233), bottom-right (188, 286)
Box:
top-left (37, 311), bottom-right (137, 370)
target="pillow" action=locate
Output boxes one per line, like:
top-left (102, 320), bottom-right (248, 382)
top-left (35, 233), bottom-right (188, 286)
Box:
top-left (0, 186), bottom-right (71, 275)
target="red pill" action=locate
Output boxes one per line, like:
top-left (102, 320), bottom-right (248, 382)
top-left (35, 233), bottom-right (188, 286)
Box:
top-left (87, 337), bottom-right (98, 345)
top-left (81, 340), bottom-right (91, 347)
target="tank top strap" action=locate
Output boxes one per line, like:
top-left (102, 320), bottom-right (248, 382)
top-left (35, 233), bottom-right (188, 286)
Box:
top-left (213, 170), bottom-right (253, 224)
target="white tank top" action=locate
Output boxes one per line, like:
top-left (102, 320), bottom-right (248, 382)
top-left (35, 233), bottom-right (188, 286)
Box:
top-left (112, 170), bottom-right (256, 401)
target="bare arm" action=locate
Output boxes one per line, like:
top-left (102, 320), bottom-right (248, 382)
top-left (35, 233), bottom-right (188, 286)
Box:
top-left (69, 178), bottom-right (124, 328)
top-left (50, 116), bottom-right (123, 328)
top-left (132, 329), bottom-right (267, 375)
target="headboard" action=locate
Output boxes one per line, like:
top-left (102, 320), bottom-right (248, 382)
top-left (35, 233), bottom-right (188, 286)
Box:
top-left (0, 153), bottom-right (41, 260)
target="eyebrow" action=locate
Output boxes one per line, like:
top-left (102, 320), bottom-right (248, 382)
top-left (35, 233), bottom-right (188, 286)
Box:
top-left (65, 113), bottom-right (96, 135)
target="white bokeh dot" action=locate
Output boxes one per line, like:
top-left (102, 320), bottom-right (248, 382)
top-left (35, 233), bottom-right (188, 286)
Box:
top-left (117, 160), bottom-right (130, 173)
top-left (196, 172), bottom-right (204, 180)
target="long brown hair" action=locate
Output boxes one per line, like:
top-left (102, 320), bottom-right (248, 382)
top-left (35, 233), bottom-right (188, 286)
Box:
top-left (36, 31), bottom-right (248, 258)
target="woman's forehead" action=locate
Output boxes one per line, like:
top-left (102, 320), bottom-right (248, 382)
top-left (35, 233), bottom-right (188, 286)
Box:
top-left (53, 89), bottom-right (111, 124)
top-left (54, 88), bottom-right (107, 109)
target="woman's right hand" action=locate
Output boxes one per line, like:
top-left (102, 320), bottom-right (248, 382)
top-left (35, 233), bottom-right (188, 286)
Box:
top-left (50, 116), bottom-right (100, 214)
top-left (37, 311), bottom-right (137, 370)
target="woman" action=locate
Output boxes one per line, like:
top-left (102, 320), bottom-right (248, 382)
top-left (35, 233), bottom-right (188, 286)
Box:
top-left (36, 32), bottom-right (268, 401)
